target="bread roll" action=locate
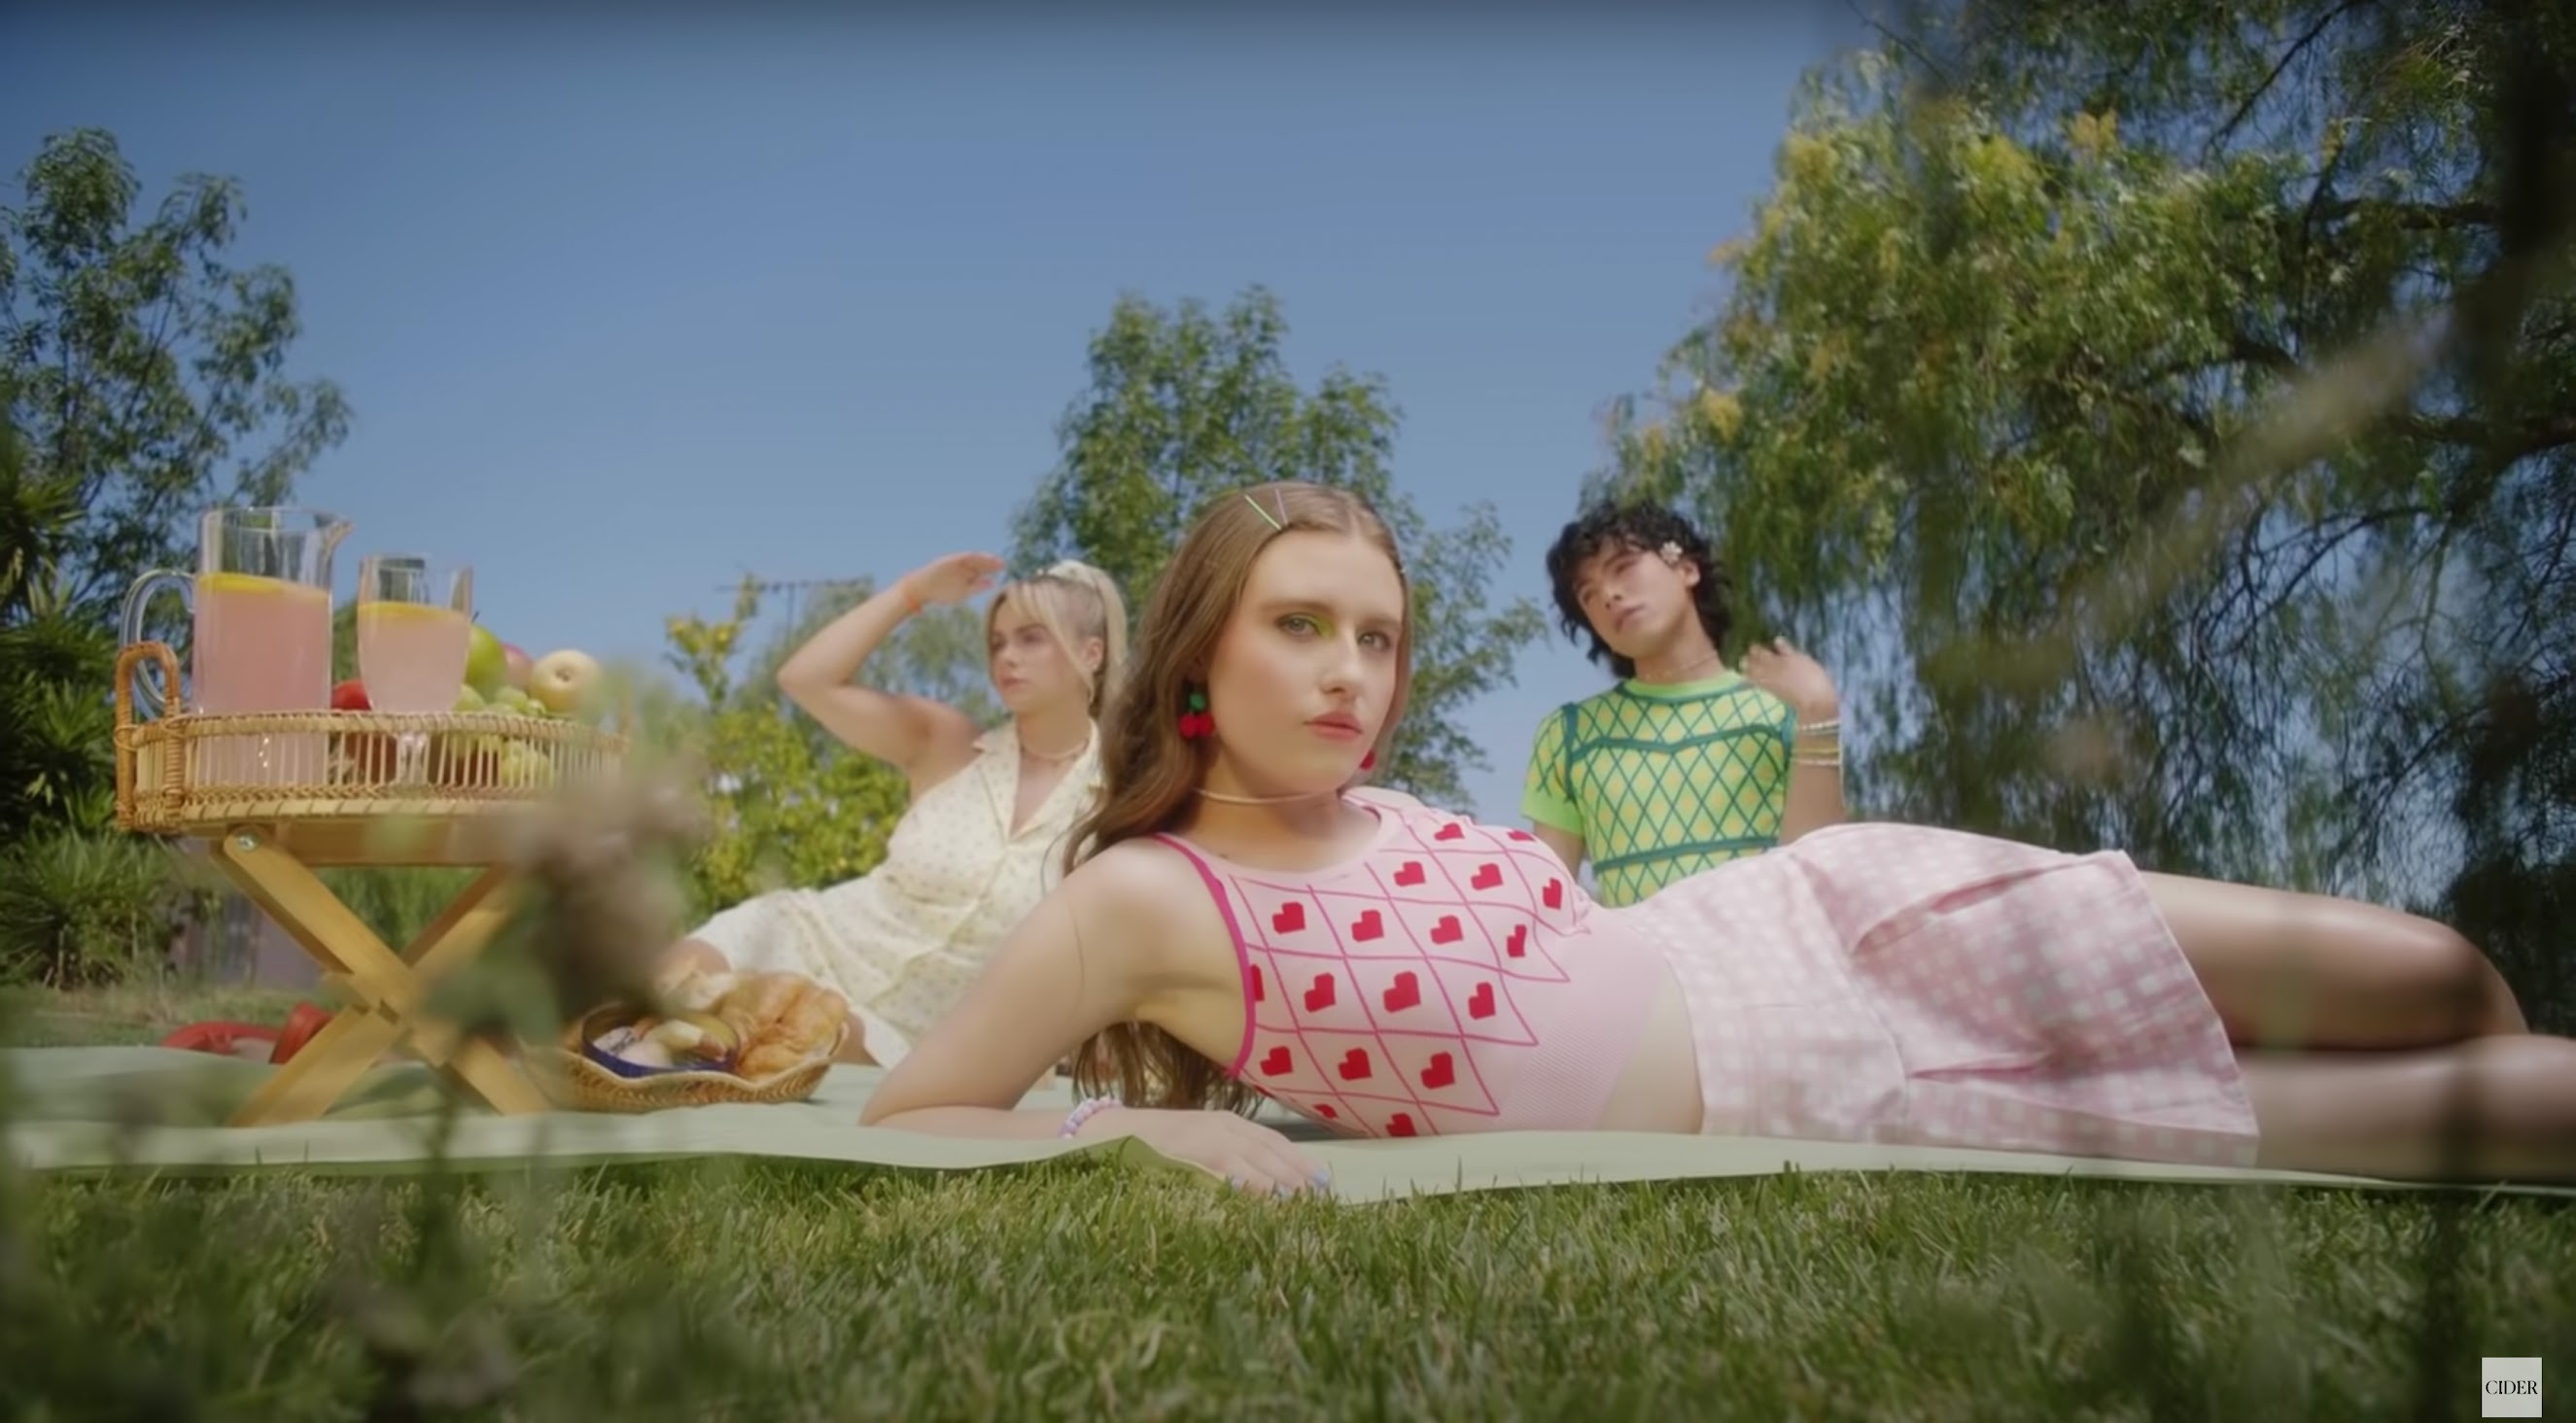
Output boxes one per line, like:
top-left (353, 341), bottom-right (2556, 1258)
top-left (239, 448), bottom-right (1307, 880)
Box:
top-left (710, 973), bottom-right (850, 1079)
top-left (736, 982), bottom-right (849, 1077)
top-left (713, 972), bottom-right (805, 1047)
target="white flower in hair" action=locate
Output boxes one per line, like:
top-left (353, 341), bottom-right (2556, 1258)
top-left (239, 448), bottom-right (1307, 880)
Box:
top-left (1659, 540), bottom-right (1684, 564)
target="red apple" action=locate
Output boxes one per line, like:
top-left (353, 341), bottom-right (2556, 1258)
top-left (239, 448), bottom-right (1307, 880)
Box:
top-left (329, 680), bottom-right (399, 781)
top-left (503, 642), bottom-right (534, 691)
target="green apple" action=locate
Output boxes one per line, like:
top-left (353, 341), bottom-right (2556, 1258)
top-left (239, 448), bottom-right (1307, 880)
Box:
top-left (464, 622), bottom-right (510, 696)
top-left (452, 685), bottom-right (487, 713)
top-left (499, 742), bottom-right (555, 787)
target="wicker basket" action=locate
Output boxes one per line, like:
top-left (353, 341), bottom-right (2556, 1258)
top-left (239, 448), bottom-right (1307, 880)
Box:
top-left (531, 1003), bottom-right (847, 1113)
top-left (114, 641), bottom-right (630, 838)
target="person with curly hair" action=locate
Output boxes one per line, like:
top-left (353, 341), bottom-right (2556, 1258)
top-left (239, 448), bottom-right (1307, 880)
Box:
top-left (1521, 501), bottom-right (1844, 907)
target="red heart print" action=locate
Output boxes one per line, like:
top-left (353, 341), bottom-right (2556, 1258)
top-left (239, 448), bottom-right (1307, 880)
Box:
top-left (1508, 829), bottom-right (1535, 842)
top-left (1421, 1052), bottom-right (1454, 1089)
top-left (1271, 902), bottom-right (1305, 935)
top-left (1351, 910), bottom-right (1384, 942)
top-left (1430, 916), bottom-right (1463, 945)
top-left (1251, 965), bottom-right (1266, 1000)
top-left (1436, 821), bottom-right (1465, 842)
top-left (1388, 1112), bottom-right (1417, 1136)
top-left (1338, 1048), bottom-right (1373, 1081)
top-left (1305, 974), bottom-right (1336, 1012)
top-left (1543, 879), bottom-right (1564, 910)
top-left (1505, 924), bottom-right (1528, 958)
top-left (1471, 863), bottom-right (1503, 890)
top-left (1382, 971), bottom-right (1421, 1011)
top-left (1314, 1102), bottom-right (1338, 1119)
top-left (1260, 1046), bottom-right (1292, 1076)
top-left (1468, 983), bottom-right (1496, 1019)
top-left (1394, 861), bottom-right (1425, 886)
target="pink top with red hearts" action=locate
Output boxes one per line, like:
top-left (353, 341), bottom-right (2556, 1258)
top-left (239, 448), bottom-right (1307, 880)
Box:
top-left (1152, 797), bottom-right (1673, 1138)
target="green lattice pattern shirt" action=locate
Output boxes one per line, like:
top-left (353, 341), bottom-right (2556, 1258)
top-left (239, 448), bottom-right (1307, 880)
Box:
top-left (1519, 673), bottom-right (1796, 908)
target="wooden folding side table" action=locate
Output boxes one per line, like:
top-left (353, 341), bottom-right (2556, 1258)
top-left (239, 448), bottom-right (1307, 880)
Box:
top-left (114, 642), bottom-right (630, 1128)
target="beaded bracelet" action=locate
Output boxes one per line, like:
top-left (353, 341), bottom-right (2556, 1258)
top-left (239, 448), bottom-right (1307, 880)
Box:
top-left (1061, 1095), bottom-right (1122, 1139)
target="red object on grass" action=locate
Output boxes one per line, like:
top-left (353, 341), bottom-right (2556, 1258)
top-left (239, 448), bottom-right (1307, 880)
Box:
top-left (159, 1001), bottom-right (333, 1064)
top-left (158, 1021), bottom-right (279, 1057)
top-left (271, 1001), bottom-right (331, 1063)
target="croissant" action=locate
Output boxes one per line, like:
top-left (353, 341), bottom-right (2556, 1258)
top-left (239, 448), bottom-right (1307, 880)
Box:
top-left (713, 972), bottom-right (850, 1079)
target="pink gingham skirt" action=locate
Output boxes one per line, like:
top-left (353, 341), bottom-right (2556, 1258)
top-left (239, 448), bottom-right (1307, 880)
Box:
top-left (1610, 822), bottom-right (2262, 1166)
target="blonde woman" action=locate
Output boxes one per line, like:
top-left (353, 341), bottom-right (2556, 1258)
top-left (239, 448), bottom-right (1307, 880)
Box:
top-left (660, 551), bottom-right (1130, 1066)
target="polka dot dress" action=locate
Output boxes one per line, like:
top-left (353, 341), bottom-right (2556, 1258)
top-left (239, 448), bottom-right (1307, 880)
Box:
top-left (690, 726), bottom-right (1100, 1064)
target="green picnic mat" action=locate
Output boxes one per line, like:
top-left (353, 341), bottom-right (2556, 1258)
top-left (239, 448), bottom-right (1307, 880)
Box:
top-left (5, 1046), bottom-right (2569, 1203)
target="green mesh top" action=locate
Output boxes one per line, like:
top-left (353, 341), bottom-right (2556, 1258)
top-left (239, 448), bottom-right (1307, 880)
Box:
top-left (1518, 672), bottom-right (1796, 908)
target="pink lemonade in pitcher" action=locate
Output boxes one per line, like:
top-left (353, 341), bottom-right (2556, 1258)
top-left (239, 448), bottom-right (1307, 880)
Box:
top-left (194, 572), bottom-right (333, 783)
top-left (354, 602), bottom-right (471, 712)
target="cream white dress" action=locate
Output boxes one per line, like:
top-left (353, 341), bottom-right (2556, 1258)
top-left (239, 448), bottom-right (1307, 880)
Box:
top-left (689, 725), bottom-right (1102, 1064)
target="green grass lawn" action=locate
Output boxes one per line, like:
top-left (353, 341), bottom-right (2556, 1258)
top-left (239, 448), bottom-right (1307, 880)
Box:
top-left (5, 983), bottom-right (2572, 1421)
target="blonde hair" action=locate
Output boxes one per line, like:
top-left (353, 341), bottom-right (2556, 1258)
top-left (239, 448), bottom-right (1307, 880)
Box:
top-left (984, 559), bottom-right (1131, 718)
top-left (1063, 480), bottom-right (1411, 1115)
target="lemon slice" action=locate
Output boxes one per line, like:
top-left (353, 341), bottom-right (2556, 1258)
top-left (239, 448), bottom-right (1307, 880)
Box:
top-left (356, 602), bottom-right (469, 623)
top-left (198, 572), bottom-right (326, 599)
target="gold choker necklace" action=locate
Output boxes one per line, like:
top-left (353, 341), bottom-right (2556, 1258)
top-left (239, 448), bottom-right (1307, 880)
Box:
top-left (1019, 732), bottom-right (1090, 764)
top-left (1194, 785), bottom-right (1339, 806)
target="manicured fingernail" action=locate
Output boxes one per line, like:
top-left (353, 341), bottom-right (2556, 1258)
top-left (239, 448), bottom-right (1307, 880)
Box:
top-left (1310, 1169), bottom-right (1333, 1187)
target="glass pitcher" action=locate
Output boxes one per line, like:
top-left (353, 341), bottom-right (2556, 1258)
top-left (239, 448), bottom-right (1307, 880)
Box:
top-left (120, 506), bottom-right (352, 786)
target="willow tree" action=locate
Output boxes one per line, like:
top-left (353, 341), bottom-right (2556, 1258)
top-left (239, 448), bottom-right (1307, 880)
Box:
top-left (1598, 2), bottom-right (2572, 1021)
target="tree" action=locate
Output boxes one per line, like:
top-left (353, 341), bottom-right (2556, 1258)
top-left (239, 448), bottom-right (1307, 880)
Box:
top-left (1, 130), bottom-right (347, 985)
top-left (1009, 286), bottom-right (1546, 808)
top-left (4, 128), bottom-right (351, 614)
top-left (1593, 3), bottom-right (2573, 1023)
top-left (659, 577), bottom-right (913, 920)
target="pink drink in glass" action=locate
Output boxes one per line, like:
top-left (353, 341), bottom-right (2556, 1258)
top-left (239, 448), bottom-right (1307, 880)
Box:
top-left (356, 556), bottom-right (474, 784)
top-left (193, 572), bottom-right (334, 784)
top-left (356, 603), bottom-right (470, 712)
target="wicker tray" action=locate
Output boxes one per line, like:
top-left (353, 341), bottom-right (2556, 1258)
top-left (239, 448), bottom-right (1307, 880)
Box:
top-left (531, 1004), bottom-right (847, 1113)
top-left (114, 641), bottom-right (630, 837)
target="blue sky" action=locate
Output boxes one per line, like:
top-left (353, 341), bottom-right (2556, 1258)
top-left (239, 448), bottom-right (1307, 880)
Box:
top-left (6, 6), bottom-right (1862, 824)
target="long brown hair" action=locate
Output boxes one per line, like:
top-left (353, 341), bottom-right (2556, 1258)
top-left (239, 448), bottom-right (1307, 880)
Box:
top-left (1063, 480), bottom-right (1412, 1113)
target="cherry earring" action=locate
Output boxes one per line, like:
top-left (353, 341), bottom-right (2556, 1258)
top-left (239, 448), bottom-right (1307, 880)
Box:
top-left (1179, 687), bottom-right (1214, 740)
top-left (1361, 750), bottom-right (1376, 772)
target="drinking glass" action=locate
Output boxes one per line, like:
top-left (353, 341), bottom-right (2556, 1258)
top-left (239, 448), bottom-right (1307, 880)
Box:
top-left (356, 556), bottom-right (473, 781)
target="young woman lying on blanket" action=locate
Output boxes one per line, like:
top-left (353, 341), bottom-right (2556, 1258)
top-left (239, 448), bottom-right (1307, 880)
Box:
top-left (859, 480), bottom-right (2575, 1194)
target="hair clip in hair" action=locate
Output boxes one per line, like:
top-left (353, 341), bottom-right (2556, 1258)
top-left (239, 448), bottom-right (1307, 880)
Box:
top-left (1243, 491), bottom-right (1286, 533)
